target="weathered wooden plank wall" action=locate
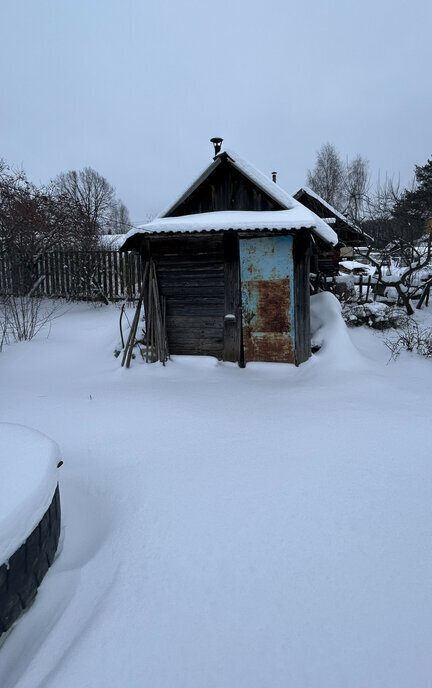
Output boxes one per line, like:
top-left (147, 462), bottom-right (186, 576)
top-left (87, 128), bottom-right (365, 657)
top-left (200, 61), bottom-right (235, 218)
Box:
top-left (143, 236), bottom-right (226, 357)
top-left (0, 251), bottom-right (143, 301)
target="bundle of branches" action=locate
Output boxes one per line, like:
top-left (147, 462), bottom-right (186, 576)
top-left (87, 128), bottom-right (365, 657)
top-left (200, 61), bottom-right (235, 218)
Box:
top-left (121, 261), bottom-right (169, 367)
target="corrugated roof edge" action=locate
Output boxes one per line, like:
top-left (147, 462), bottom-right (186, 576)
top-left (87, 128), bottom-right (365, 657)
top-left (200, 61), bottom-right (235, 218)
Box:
top-left (124, 226), bottom-right (319, 236)
top-left (121, 222), bottom-right (337, 249)
top-left (120, 208), bottom-right (338, 249)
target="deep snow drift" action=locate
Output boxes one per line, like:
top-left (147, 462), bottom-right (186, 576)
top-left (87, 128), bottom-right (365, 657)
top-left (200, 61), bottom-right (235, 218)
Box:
top-left (0, 294), bottom-right (431, 688)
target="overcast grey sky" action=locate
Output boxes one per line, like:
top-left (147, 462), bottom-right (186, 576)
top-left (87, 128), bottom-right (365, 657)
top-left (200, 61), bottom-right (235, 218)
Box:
top-left (1, 0), bottom-right (431, 223)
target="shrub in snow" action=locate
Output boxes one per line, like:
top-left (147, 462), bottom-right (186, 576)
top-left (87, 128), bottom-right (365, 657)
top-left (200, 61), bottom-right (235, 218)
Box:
top-left (385, 320), bottom-right (432, 360)
top-left (0, 296), bottom-right (59, 346)
top-left (341, 301), bottom-right (408, 330)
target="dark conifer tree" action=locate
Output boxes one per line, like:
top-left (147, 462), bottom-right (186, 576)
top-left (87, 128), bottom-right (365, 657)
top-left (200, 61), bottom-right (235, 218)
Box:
top-left (392, 157), bottom-right (432, 241)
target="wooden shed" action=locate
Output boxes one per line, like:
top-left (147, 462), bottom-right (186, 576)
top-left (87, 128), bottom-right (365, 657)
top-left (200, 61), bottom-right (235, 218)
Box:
top-left (121, 147), bottom-right (337, 366)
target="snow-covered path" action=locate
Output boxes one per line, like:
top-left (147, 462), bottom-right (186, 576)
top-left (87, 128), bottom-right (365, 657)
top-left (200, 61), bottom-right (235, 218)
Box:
top-left (0, 302), bottom-right (431, 687)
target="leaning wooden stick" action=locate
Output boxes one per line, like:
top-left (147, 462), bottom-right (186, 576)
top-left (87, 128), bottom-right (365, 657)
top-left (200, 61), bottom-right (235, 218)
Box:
top-left (121, 262), bottom-right (149, 367)
top-left (125, 300), bottom-right (142, 369)
top-left (145, 262), bottom-right (153, 363)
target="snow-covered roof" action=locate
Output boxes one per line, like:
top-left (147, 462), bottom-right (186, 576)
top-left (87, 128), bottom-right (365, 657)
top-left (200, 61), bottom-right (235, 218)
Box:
top-left (121, 149), bottom-right (338, 248)
top-left (121, 209), bottom-right (338, 246)
top-left (156, 149), bottom-right (300, 220)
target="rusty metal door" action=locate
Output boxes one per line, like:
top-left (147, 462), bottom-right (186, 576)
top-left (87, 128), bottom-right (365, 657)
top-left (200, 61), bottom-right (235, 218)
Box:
top-left (239, 236), bottom-right (295, 363)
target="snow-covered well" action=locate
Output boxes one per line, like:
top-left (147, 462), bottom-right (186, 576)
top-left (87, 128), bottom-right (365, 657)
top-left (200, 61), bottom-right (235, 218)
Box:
top-left (0, 424), bottom-right (61, 640)
top-left (0, 424), bottom-right (60, 564)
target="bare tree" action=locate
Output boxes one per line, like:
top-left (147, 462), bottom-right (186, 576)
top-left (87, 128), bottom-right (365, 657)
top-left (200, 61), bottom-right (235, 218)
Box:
top-left (307, 143), bottom-right (346, 209)
top-left (54, 167), bottom-right (117, 246)
top-left (106, 200), bottom-right (131, 234)
top-left (345, 155), bottom-right (370, 224)
top-left (307, 144), bottom-right (370, 223)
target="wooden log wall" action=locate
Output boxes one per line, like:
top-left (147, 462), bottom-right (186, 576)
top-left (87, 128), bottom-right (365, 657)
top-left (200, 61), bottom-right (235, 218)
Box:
top-left (0, 251), bottom-right (143, 301)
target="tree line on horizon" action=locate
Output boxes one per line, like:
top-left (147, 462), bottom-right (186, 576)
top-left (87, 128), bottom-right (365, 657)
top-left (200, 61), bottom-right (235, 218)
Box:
top-left (306, 143), bottom-right (432, 246)
top-left (0, 160), bottom-right (131, 259)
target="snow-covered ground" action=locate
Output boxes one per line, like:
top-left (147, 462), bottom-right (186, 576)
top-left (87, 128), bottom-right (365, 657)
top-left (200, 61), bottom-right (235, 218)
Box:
top-left (0, 297), bottom-right (431, 688)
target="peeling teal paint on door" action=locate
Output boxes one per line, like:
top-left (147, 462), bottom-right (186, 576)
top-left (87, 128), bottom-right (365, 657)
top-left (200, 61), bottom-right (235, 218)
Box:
top-left (239, 235), bottom-right (295, 363)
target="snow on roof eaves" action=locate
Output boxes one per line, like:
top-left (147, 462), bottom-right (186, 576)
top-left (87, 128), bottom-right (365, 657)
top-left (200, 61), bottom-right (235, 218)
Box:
top-left (120, 209), bottom-right (338, 246)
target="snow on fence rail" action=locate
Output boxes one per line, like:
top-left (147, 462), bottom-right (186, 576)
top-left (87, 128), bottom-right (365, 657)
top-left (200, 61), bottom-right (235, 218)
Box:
top-left (320, 273), bottom-right (431, 307)
top-left (0, 251), bottom-right (143, 301)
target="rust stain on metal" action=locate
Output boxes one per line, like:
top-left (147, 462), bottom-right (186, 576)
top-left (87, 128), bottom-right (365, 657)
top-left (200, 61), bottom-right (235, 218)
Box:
top-left (242, 278), bottom-right (294, 363)
top-left (243, 329), bottom-right (294, 363)
top-left (256, 279), bottom-right (291, 332)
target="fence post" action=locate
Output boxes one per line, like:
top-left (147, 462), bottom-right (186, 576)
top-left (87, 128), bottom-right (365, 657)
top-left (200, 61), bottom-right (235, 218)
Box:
top-left (365, 275), bottom-right (371, 301)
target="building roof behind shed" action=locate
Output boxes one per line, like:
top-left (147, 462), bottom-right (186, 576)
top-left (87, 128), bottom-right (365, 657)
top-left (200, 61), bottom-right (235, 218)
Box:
top-left (293, 186), bottom-right (371, 245)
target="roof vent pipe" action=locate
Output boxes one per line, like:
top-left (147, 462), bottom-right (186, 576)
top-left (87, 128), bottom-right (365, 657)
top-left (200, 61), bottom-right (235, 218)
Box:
top-left (210, 137), bottom-right (223, 156)
top-left (272, 171), bottom-right (277, 183)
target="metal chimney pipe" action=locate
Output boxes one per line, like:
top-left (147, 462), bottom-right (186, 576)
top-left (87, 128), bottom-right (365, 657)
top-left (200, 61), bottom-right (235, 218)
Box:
top-left (210, 137), bottom-right (223, 156)
top-left (272, 171), bottom-right (277, 183)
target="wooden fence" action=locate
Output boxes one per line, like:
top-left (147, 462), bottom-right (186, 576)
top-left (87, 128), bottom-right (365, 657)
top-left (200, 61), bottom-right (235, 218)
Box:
top-left (0, 251), bottom-right (143, 301)
top-left (321, 273), bottom-right (431, 307)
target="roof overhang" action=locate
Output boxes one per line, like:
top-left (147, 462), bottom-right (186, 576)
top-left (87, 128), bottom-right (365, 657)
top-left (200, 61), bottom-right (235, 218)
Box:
top-left (120, 209), bottom-right (338, 251)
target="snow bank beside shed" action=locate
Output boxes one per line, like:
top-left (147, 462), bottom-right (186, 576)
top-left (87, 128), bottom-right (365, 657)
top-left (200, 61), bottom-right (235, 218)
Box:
top-left (310, 292), bottom-right (365, 370)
